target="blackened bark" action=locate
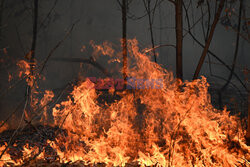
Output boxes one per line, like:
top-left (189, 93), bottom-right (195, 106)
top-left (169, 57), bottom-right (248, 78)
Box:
top-left (122, 0), bottom-right (127, 88)
top-left (247, 88), bottom-right (250, 145)
top-left (175, 0), bottom-right (183, 81)
top-left (26, 0), bottom-right (38, 114)
top-left (30, 0), bottom-right (38, 67)
top-left (0, 0), bottom-right (5, 41)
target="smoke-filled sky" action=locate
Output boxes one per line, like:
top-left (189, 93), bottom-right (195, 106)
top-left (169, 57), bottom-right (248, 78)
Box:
top-left (0, 0), bottom-right (249, 120)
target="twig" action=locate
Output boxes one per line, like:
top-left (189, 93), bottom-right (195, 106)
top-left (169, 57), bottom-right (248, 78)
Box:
top-left (0, 22), bottom-right (78, 98)
top-left (21, 84), bottom-right (71, 165)
top-left (193, 0), bottom-right (226, 79)
top-left (0, 87), bottom-right (29, 159)
top-left (38, 0), bottom-right (58, 31)
top-left (24, 0), bottom-right (39, 119)
top-left (169, 104), bottom-right (194, 166)
top-left (143, 0), bottom-right (157, 63)
top-left (39, 20), bottom-right (79, 75)
top-left (15, 25), bottom-right (26, 56)
top-left (126, 0), bottom-right (163, 21)
top-left (209, 74), bottom-right (246, 101)
top-left (0, 99), bottom-right (24, 129)
top-left (144, 44), bottom-right (176, 53)
top-left (183, 10), bottom-right (208, 37)
top-left (183, 2), bottom-right (248, 92)
top-left (0, 80), bottom-right (68, 160)
top-left (51, 57), bottom-right (111, 77)
top-left (219, 0), bottom-right (243, 109)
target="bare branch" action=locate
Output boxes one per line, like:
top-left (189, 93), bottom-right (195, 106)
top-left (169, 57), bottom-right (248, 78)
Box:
top-left (168, 0), bottom-right (175, 5)
top-left (144, 44), bottom-right (176, 53)
top-left (51, 57), bottom-right (111, 77)
top-left (183, 1), bottom-right (248, 92)
top-left (193, 0), bottom-right (226, 79)
top-left (39, 20), bottom-right (79, 74)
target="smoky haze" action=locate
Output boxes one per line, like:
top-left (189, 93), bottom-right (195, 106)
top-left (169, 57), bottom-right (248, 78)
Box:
top-left (0, 0), bottom-right (249, 121)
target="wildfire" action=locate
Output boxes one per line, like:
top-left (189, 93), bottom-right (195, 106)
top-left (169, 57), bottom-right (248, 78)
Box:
top-left (17, 60), bottom-right (32, 85)
top-left (0, 122), bottom-right (8, 134)
top-left (0, 39), bottom-right (249, 166)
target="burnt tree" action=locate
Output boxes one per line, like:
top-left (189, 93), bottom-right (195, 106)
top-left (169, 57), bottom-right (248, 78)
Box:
top-left (175, 0), bottom-right (183, 81)
top-left (122, 0), bottom-right (128, 87)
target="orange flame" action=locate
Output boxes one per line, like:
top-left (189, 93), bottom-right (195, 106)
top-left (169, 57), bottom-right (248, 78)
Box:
top-left (50, 39), bottom-right (249, 166)
top-left (0, 122), bottom-right (8, 134)
top-left (0, 39), bottom-right (249, 166)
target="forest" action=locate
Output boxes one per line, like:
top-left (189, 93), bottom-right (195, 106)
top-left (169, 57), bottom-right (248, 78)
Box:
top-left (0, 0), bottom-right (249, 166)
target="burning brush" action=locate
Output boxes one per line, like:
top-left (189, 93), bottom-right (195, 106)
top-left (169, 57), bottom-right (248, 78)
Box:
top-left (0, 39), bottom-right (249, 166)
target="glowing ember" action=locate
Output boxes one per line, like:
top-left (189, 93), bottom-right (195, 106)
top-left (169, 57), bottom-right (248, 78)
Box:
top-left (0, 39), bottom-right (249, 166)
top-left (0, 122), bottom-right (8, 134)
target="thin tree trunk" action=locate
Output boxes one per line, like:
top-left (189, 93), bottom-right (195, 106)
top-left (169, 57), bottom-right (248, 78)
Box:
top-left (0, 0), bottom-right (4, 114)
top-left (26, 0), bottom-right (38, 116)
top-left (30, 0), bottom-right (38, 72)
top-left (247, 88), bottom-right (250, 145)
top-left (183, 2), bottom-right (248, 92)
top-left (0, 0), bottom-right (5, 41)
top-left (159, 2), bottom-right (162, 56)
top-left (122, 0), bottom-right (127, 88)
top-left (143, 0), bottom-right (157, 63)
top-left (175, 0), bottom-right (183, 81)
top-left (193, 0), bottom-right (225, 80)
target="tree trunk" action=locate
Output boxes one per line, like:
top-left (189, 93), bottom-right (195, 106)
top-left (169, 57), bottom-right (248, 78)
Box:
top-left (26, 0), bottom-right (38, 116)
top-left (0, 0), bottom-right (5, 41)
top-left (193, 0), bottom-right (225, 80)
top-left (175, 0), bottom-right (183, 81)
top-left (30, 0), bottom-right (38, 70)
top-left (122, 0), bottom-right (127, 88)
top-left (247, 89), bottom-right (250, 145)
top-left (144, 0), bottom-right (157, 63)
top-left (246, 68), bottom-right (250, 145)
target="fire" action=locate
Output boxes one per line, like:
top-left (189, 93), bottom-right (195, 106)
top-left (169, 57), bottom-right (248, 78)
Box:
top-left (0, 122), bottom-right (8, 134)
top-left (50, 39), bottom-right (249, 166)
top-left (0, 143), bottom-right (12, 166)
top-left (0, 39), bottom-right (249, 166)
top-left (90, 40), bottom-right (115, 57)
top-left (17, 60), bottom-right (31, 80)
top-left (0, 143), bottom-right (42, 166)
top-left (40, 90), bottom-right (54, 123)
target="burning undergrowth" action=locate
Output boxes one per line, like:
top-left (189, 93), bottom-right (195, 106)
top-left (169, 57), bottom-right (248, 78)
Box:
top-left (0, 39), bottom-right (249, 166)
